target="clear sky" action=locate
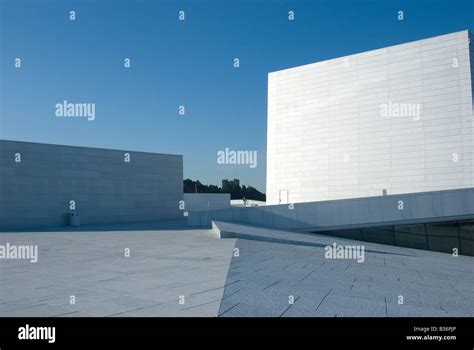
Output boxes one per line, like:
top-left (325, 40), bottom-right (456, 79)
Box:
top-left (1, 0), bottom-right (473, 193)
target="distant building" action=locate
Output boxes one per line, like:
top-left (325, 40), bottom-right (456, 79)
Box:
top-left (222, 178), bottom-right (240, 189)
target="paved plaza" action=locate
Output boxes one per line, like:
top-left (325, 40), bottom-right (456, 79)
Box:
top-left (0, 224), bottom-right (235, 317)
top-left (217, 223), bottom-right (474, 317)
top-left (1, 221), bottom-right (473, 317)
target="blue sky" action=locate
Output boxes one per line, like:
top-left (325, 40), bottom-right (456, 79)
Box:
top-left (1, 0), bottom-right (473, 192)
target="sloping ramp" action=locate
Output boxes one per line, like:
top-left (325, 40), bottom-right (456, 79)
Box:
top-left (211, 220), bottom-right (414, 256)
top-left (212, 220), bottom-right (345, 248)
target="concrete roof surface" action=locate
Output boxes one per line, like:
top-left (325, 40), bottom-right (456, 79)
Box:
top-left (1, 222), bottom-right (473, 317)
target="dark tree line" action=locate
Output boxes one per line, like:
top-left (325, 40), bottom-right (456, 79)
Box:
top-left (183, 179), bottom-right (266, 201)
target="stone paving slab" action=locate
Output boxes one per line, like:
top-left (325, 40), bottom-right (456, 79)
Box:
top-left (0, 228), bottom-right (235, 317)
top-left (215, 222), bottom-right (474, 317)
top-left (2, 221), bottom-right (473, 317)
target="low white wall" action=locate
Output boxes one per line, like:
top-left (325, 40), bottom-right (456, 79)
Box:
top-left (231, 199), bottom-right (266, 207)
top-left (184, 193), bottom-right (231, 211)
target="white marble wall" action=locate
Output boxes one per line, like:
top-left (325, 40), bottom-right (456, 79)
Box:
top-left (267, 30), bottom-right (474, 204)
top-left (0, 140), bottom-right (183, 229)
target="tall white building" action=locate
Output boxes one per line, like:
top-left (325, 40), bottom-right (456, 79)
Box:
top-left (266, 30), bottom-right (474, 205)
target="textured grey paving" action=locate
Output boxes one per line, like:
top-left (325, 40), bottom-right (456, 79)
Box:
top-left (2, 221), bottom-right (473, 317)
top-left (0, 226), bottom-right (236, 316)
top-left (216, 222), bottom-right (474, 317)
